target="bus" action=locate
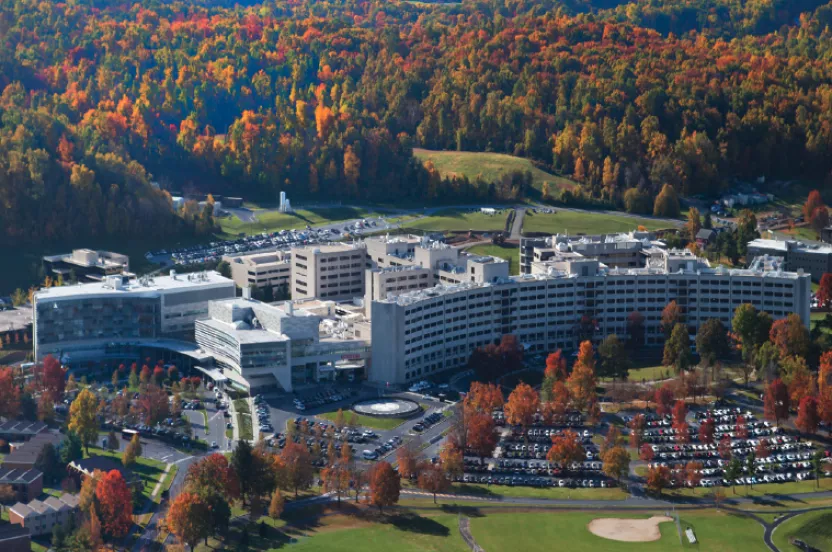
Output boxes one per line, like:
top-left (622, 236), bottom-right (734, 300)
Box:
top-left (122, 428), bottom-right (139, 441)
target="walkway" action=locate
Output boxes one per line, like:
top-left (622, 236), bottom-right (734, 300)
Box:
top-left (510, 208), bottom-right (525, 240)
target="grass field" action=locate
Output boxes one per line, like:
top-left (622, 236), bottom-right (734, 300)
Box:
top-left (627, 364), bottom-right (673, 382)
top-left (233, 399), bottom-right (254, 440)
top-left (470, 510), bottom-right (767, 551)
top-left (82, 446), bottom-right (166, 498)
top-left (446, 482), bottom-right (627, 501)
top-left (402, 208), bottom-right (510, 232)
top-left (522, 210), bottom-right (676, 235)
top-left (319, 410), bottom-right (412, 431)
top-left (465, 243), bottom-right (520, 275)
top-left (666, 478), bottom-right (831, 498)
top-left (772, 509), bottom-right (832, 551)
top-left (218, 206), bottom-right (384, 237)
top-left (413, 148), bottom-right (576, 193)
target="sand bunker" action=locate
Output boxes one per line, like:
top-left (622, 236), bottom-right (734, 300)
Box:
top-left (587, 516), bottom-right (673, 542)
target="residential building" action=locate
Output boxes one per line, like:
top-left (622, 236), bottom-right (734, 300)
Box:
top-left (519, 231), bottom-right (661, 275)
top-left (696, 229), bottom-right (716, 247)
top-left (33, 271), bottom-right (234, 367)
top-left (0, 524), bottom-right (30, 552)
top-left (42, 249), bottom-right (130, 283)
top-left (0, 421), bottom-right (46, 443)
top-left (747, 238), bottom-right (832, 281)
top-left (290, 244), bottom-right (366, 301)
top-left (224, 251), bottom-right (291, 297)
top-left (370, 249), bottom-right (810, 385)
top-left (0, 468), bottom-right (43, 502)
top-left (194, 295), bottom-right (370, 392)
top-left (8, 494), bottom-right (80, 537)
top-left (2, 432), bottom-right (64, 471)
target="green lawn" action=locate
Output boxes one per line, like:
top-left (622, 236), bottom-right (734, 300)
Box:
top-left (627, 364), bottom-right (673, 382)
top-left (666, 478), bottom-right (832, 498)
top-left (217, 206), bottom-right (384, 237)
top-left (772, 509), bottom-right (832, 552)
top-left (82, 446), bottom-right (166, 498)
top-left (413, 148), bottom-right (576, 193)
top-left (319, 410), bottom-right (411, 431)
top-left (811, 311), bottom-right (832, 333)
top-left (402, 208), bottom-right (510, 232)
top-left (776, 226), bottom-right (819, 242)
top-left (465, 243), bottom-right (520, 275)
top-left (522, 210), bottom-right (677, 236)
top-left (471, 510), bottom-right (767, 552)
top-left (153, 464), bottom-right (178, 504)
top-left (446, 482), bottom-right (627, 501)
top-left (234, 399), bottom-right (254, 440)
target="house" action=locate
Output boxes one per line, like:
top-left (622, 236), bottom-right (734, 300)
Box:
top-left (9, 494), bottom-right (81, 536)
top-left (0, 468), bottom-right (43, 502)
top-left (67, 457), bottom-right (142, 491)
top-left (0, 421), bottom-right (47, 443)
top-left (2, 432), bottom-right (64, 471)
top-left (695, 229), bottom-right (716, 247)
top-left (0, 523), bottom-right (31, 552)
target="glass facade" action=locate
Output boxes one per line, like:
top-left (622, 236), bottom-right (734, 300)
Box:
top-left (36, 297), bottom-right (160, 345)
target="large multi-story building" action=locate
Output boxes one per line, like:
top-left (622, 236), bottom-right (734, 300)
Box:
top-left (519, 231), bottom-right (662, 275)
top-left (195, 295), bottom-right (370, 392)
top-left (8, 494), bottom-right (80, 537)
top-left (290, 244), bottom-right (366, 301)
top-left (42, 249), bottom-right (130, 283)
top-left (224, 251), bottom-right (291, 296)
top-left (747, 238), bottom-right (832, 281)
top-left (33, 271), bottom-right (234, 367)
top-left (370, 249), bottom-right (810, 385)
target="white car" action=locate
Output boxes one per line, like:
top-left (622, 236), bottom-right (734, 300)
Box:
top-left (211, 441), bottom-right (218, 448)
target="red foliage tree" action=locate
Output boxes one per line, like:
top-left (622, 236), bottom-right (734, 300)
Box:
top-left (0, 367), bottom-right (20, 419)
top-left (39, 355), bottom-right (66, 401)
top-left (95, 470), bottom-right (133, 539)
top-left (763, 378), bottom-right (790, 425)
top-left (467, 412), bottom-right (498, 461)
top-left (138, 384), bottom-right (170, 426)
top-left (735, 415), bottom-right (749, 439)
top-left (755, 439), bottom-right (771, 458)
top-left (796, 396), bottom-right (820, 435)
top-left (544, 349), bottom-right (567, 380)
top-left (699, 418), bottom-right (715, 445)
top-left (185, 453), bottom-right (240, 500)
top-left (639, 443), bottom-right (654, 462)
top-left (166, 491), bottom-right (211, 549)
top-left (655, 384), bottom-right (675, 416)
top-left (417, 464), bottom-right (451, 503)
top-left (646, 465), bottom-right (671, 495)
top-left (718, 434), bottom-right (732, 460)
top-left (817, 273), bottom-right (832, 310)
top-left (369, 461), bottom-right (400, 513)
top-left (671, 400), bottom-right (688, 443)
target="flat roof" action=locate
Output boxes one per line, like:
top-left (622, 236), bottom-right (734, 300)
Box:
top-left (198, 318), bottom-right (289, 344)
top-left (35, 271), bottom-right (232, 300)
top-left (0, 421), bottom-right (47, 436)
top-left (748, 239), bottom-right (789, 252)
top-left (292, 243), bottom-right (365, 254)
top-left (0, 307), bottom-right (33, 332)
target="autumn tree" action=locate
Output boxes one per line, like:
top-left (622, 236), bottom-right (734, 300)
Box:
top-left (369, 462), bottom-right (400, 513)
top-left (38, 355), bottom-right (66, 402)
top-left (69, 388), bottom-right (99, 454)
top-left (718, 434), bottom-right (733, 460)
top-left (796, 396), bottom-right (820, 435)
top-left (547, 430), bottom-right (585, 468)
top-left (185, 453), bottom-right (240, 502)
top-left (567, 341), bottom-right (597, 412)
top-left (817, 274), bottom-right (832, 310)
top-left (696, 319), bottom-right (729, 366)
top-left (654, 383), bottom-right (675, 416)
top-left (672, 400), bottom-right (689, 443)
top-left (699, 418), bottom-right (715, 445)
top-left (661, 301), bottom-right (682, 339)
top-left (685, 461), bottom-right (703, 492)
top-left (600, 446), bottom-right (630, 482)
top-left (0, 368), bottom-right (21, 419)
top-left (504, 382), bottom-right (540, 437)
top-left (167, 492), bottom-right (211, 549)
top-left (763, 379), bottom-right (790, 425)
top-left (646, 465), bottom-right (671, 495)
top-left (417, 463), bottom-right (451, 503)
top-left (95, 470), bottom-right (133, 539)
top-left (464, 382), bottom-right (504, 414)
top-left (544, 350), bottom-right (568, 380)
top-left (756, 439), bottom-right (771, 459)
top-left (783, 356), bottom-right (815, 406)
top-left (769, 314), bottom-right (811, 359)
top-left (268, 490), bottom-right (285, 522)
top-left (653, 184), bottom-right (680, 217)
top-left (439, 441), bottom-right (464, 480)
top-left (467, 412), bottom-right (498, 461)
top-left (122, 434), bottom-right (142, 467)
top-left (321, 462), bottom-right (351, 505)
top-left (735, 415), bottom-right (749, 439)
top-left (280, 441), bottom-right (314, 498)
top-left (639, 443), bottom-right (655, 462)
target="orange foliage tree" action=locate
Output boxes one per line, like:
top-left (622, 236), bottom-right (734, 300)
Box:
top-left (369, 462), bottom-right (400, 513)
top-left (566, 341), bottom-right (597, 413)
top-left (546, 430), bottom-right (585, 468)
top-left (504, 382), bottom-right (540, 436)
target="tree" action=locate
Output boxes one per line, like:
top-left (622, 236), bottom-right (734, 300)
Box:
top-left (95, 470), bottom-right (133, 539)
top-left (396, 444), bottom-right (421, 480)
top-left (598, 334), bottom-right (630, 381)
top-left (217, 260), bottom-right (232, 279)
top-left (185, 453), bottom-right (240, 501)
top-left (137, 384), bottom-right (170, 426)
top-left (280, 442), bottom-right (314, 498)
top-left (639, 443), bottom-right (655, 462)
top-left (783, 356), bottom-right (815, 406)
top-left (547, 430), bottom-right (585, 468)
top-left (661, 301), bottom-right (682, 339)
top-left (653, 184), bottom-right (680, 217)
top-left (735, 415), bottom-right (749, 439)
top-left (686, 207), bottom-right (702, 241)
top-left (804, 190), bottom-right (825, 223)
top-left (725, 457), bottom-right (742, 494)
top-left (39, 355), bottom-right (66, 402)
top-left (672, 400), bottom-right (689, 443)
top-left (628, 415), bottom-right (646, 450)
top-left (601, 425), bottom-right (622, 455)
top-left (106, 430), bottom-right (119, 452)
top-left (369, 462), bottom-right (400, 513)
top-left (321, 463), bottom-right (351, 505)
top-left (763, 379), bottom-right (790, 425)
top-left (504, 382), bottom-right (539, 437)
top-left (626, 311), bottom-right (646, 349)
top-left (770, 314), bottom-right (811, 359)
top-left (600, 446), bottom-right (630, 482)
top-left (699, 418), bottom-right (715, 445)
top-left (37, 392), bottom-right (55, 423)
top-left (796, 396), bottom-right (820, 435)
top-left (61, 431), bottom-right (84, 465)
top-left (756, 439), bottom-right (771, 459)
top-left (566, 341), bottom-right (597, 412)
top-left (696, 319), bottom-right (729, 366)
top-left (69, 388), bottom-right (99, 454)
top-left (122, 434), bottom-right (142, 467)
top-left (0, 368), bottom-right (21, 419)
top-left (417, 463), bottom-right (451, 503)
top-left (663, 323), bottom-right (691, 372)
top-left (646, 465), bottom-right (671, 495)
top-left (166, 492), bottom-right (211, 549)
top-left (464, 382), bottom-right (504, 414)
top-left (334, 408), bottom-right (346, 431)
top-left (685, 461), bottom-right (703, 492)
top-left (439, 442), bottom-right (463, 480)
top-left (128, 366), bottom-right (139, 389)
top-left (754, 341), bottom-right (782, 383)
top-left (467, 412), bottom-right (498, 461)
top-left (268, 490), bottom-right (284, 522)
top-left (35, 443), bottom-right (61, 485)
top-left (718, 434), bottom-right (732, 460)
top-left (817, 274), bottom-right (832, 310)
top-left (654, 383), bottom-right (675, 416)
top-left (544, 350), bottom-right (568, 380)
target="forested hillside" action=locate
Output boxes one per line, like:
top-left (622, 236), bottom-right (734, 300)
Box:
top-left (2, 0), bottom-right (832, 246)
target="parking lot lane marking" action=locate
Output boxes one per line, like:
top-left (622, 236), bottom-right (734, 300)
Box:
top-left (174, 455), bottom-right (195, 465)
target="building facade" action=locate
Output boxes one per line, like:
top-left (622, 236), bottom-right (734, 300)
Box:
top-left (42, 249), bottom-right (130, 283)
top-left (224, 251), bottom-right (291, 296)
top-left (0, 468), bottom-right (44, 502)
top-left (290, 244), bottom-right (366, 301)
top-left (371, 250), bottom-right (810, 385)
top-left (747, 238), bottom-right (832, 282)
top-left (519, 231), bottom-right (661, 275)
top-left (33, 272), bottom-right (234, 366)
top-left (8, 494), bottom-right (80, 536)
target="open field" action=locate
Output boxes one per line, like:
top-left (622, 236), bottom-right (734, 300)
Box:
top-left (82, 446), bottom-right (166, 498)
top-left (446, 482), bottom-right (628, 501)
top-left (218, 206), bottom-right (385, 237)
top-left (666, 478), bottom-right (832, 498)
top-left (465, 243), bottom-right (520, 274)
top-left (319, 410), bottom-right (411, 431)
top-left (402, 208), bottom-right (510, 232)
top-left (523, 210), bottom-right (677, 235)
top-left (413, 148), bottom-right (576, 193)
top-left (234, 398), bottom-right (254, 440)
top-left (772, 509), bottom-right (832, 551)
top-left (470, 510), bottom-right (767, 551)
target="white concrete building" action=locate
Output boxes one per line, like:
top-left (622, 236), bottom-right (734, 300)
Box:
top-left (224, 251), bottom-right (291, 295)
top-left (291, 243), bottom-right (367, 301)
top-left (370, 249), bottom-right (810, 385)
